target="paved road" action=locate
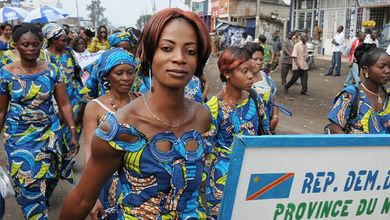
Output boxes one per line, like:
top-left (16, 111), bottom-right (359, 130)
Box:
top-left (1, 55), bottom-right (351, 219)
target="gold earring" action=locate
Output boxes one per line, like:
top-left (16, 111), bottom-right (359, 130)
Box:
top-left (226, 75), bottom-right (230, 80)
top-left (365, 72), bottom-right (369, 78)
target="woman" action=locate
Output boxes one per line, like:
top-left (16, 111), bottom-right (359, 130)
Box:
top-left (0, 23), bottom-right (79, 219)
top-left (0, 23), bottom-right (14, 56)
top-left (246, 42), bottom-right (279, 133)
top-left (205, 46), bottom-right (268, 218)
top-left (83, 48), bottom-right (139, 219)
top-left (108, 32), bottom-right (132, 52)
top-left (328, 43), bottom-right (390, 134)
top-left (60, 8), bottom-right (211, 219)
top-left (42, 23), bottom-right (84, 156)
top-left (88, 25), bottom-right (110, 53)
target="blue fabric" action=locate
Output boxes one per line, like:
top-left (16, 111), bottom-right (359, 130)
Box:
top-left (344, 63), bottom-right (360, 87)
top-left (328, 85), bottom-right (390, 134)
top-left (94, 112), bottom-right (206, 219)
top-left (108, 32), bottom-right (130, 48)
top-left (328, 51), bottom-right (342, 76)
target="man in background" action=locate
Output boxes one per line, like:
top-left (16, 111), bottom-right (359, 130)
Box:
top-left (325, 25), bottom-right (345, 77)
top-left (281, 32), bottom-right (294, 86)
top-left (270, 32), bottom-right (282, 72)
top-left (344, 31), bottom-right (365, 87)
top-left (314, 20), bottom-right (322, 55)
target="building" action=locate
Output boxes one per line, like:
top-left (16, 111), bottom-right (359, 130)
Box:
top-left (290, 0), bottom-right (390, 55)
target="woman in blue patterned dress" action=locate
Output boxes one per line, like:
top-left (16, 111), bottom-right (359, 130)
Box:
top-left (42, 23), bottom-right (84, 151)
top-left (0, 23), bottom-right (14, 57)
top-left (205, 46), bottom-right (269, 218)
top-left (328, 44), bottom-right (390, 134)
top-left (83, 48), bottom-right (140, 219)
top-left (60, 8), bottom-right (211, 219)
top-left (0, 23), bottom-right (79, 219)
top-left (246, 42), bottom-right (279, 133)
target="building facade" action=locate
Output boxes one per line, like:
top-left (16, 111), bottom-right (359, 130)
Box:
top-left (290, 0), bottom-right (390, 55)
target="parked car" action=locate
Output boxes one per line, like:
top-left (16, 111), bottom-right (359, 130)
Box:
top-left (378, 22), bottom-right (390, 50)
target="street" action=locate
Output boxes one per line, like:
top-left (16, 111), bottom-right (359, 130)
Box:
top-left (1, 54), bottom-right (352, 219)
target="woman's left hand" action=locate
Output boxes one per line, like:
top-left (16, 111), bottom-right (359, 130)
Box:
top-left (269, 117), bottom-right (279, 131)
top-left (70, 135), bottom-right (80, 157)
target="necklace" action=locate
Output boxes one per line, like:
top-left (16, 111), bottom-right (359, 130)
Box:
top-left (18, 62), bottom-right (38, 75)
top-left (142, 95), bottom-right (189, 128)
top-left (223, 87), bottom-right (243, 120)
top-left (108, 91), bottom-right (131, 111)
top-left (361, 83), bottom-right (382, 104)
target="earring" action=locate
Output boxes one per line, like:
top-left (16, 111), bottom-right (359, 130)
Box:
top-left (226, 75), bottom-right (230, 80)
top-left (364, 72), bottom-right (369, 78)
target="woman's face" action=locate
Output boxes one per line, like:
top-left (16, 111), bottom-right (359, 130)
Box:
top-left (251, 51), bottom-right (263, 75)
top-left (76, 38), bottom-right (86, 52)
top-left (151, 18), bottom-right (198, 89)
top-left (365, 53), bottom-right (390, 85)
top-left (53, 34), bottom-right (68, 51)
top-left (226, 60), bottom-right (254, 91)
top-left (116, 41), bottom-right (131, 52)
top-left (108, 64), bottom-right (135, 94)
top-left (3, 25), bottom-right (12, 38)
top-left (100, 27), bottom-right (107, 39)
top-left (16, 32), bottom-right (42, 61)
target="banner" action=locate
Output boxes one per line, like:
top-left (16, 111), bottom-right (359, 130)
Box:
top-left (75, 50), bottom-right (104, 69)
top-left (220, 135), bottom-right (390, 220)
top-left (211, 0), bottom-right (219, 19)
top-left (193, 1), bottom-right (204, 16)
top-left (219, 0), bottom-right (229, 17)
top-left (358, 0), bottom-right (390, 7)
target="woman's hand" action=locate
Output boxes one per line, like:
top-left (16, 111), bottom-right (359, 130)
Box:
top-left (89, 199), bottom-right (106, 220)
top-left (269, 116), bottom-right (279, 131)
top-left (69, 132), bottom-right (80, 157)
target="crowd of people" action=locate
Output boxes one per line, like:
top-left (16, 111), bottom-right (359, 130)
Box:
top-left (0, 7), bottom-right (388, 220)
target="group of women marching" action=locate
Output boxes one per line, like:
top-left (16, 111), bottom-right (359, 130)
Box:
top-left (0, 6), bottom-right (389, 220)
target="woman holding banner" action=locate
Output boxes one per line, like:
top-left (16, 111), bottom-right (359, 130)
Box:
top-left (205, 46), bottom-right (268, 218)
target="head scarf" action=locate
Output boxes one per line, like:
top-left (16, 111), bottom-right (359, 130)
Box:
top-left (95, 48), bottom-right (139, 79)
top-left (108, 32), bottom-right (131, 48)
top-left (42, 23), bottom-right (66, 40)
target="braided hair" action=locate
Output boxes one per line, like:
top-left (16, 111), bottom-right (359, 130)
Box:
top-left (12, 23), bottom-right (42, 43)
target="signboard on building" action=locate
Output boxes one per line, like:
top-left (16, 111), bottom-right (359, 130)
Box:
top-left (219, 0), bottom-right (229, 18)
top-left (219, 135), bottom-right (390, 220)
top-left (10, 0), bottom-right (20, 7)
top-left (193, 1), bottom-right (204, 16)
top-left (211, 0), bottom-right (219, 19)
top-left (358, 0), bottom-right (390, 7)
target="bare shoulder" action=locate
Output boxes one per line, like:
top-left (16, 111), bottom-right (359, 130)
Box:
top-left (2, 62), bottom-right (17, 72)
top-left (113, 95), bottom-right (144, 125)
top-left (189, 100), bottom-right (211, 133)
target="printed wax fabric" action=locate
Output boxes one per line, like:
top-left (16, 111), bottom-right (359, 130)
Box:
top-left (252, 71), bottom-right (277, 119)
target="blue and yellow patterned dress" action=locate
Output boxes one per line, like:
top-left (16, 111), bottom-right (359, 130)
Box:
top-left (0, 40), bottom-right (14, 57)
top-left (204, 93), bottom-right (268, 218)
top-left (94, 112), bottom-right (207, 219)
top-left (328, 85), bottom-right (390, 134)
top-left (47, 46), bottom-right (83, 145)
top-left (0, 50), bottom-right (19, 68)
top-left (0, 64), bottom-right (75, 218)
top-left (252, 71), bottom-right (277, 120)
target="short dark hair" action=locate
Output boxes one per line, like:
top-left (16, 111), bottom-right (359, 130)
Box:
top-left (258, 35), bottom-right (266, 43)
top-left (245, 42), bottom-right (264, 57)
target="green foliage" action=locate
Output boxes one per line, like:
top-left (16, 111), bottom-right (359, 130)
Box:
top-left (86, 0), bottom-right (109, 27)
top-left (136, 14), bottom-right (152, 30)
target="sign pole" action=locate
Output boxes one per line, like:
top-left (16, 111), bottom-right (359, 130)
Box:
top-left (255, 0), bottom-right (261, 39)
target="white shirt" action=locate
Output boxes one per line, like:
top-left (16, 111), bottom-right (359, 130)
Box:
top-left (333, 32), bottom-right (346, 52)
top-left (364, 36), bottom-right (379, 47)
top-left (386, 45), bottom-right (390, 55)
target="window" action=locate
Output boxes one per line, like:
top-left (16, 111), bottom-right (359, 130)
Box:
top-left (299, 12), bottom-right (305, 30)
top-left (370, 8), bottom-right (386, 30)
top-left (356, 8), bottom-right (363, 33)
top-left (320, 0), bottom-right (326, 8)
top-left (306, 12), bottom-right (313, 33)
top-left (325, 10), bottom-right (336, 38)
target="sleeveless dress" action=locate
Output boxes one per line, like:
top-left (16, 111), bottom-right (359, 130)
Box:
top-left (94, 112), bottom-right (207, 219)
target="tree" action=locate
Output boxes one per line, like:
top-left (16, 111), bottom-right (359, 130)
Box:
top-left (86, 0), bottom-right (109, 27)
top-left (136, 14), bottom-right (152, 29)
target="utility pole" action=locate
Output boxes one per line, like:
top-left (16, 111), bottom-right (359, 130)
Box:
top-left (169, 0), bottom-right (171, 8)
top-left (255, 0), bottom-right (261, 39)
top-left (76, 0), bottom-right (80, 29)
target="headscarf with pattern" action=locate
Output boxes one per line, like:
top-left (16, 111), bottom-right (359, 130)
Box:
top-left (108, 32), bottom-right (131, 48)
top-left (95, 48), bottom-right (139, 79)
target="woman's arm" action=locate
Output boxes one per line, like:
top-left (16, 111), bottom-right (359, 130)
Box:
top-left (269, 96), bottom-right (279, 131)
top-left (54, 82), bottom-right (79, 157)
top-left (0, 95), bottom-right (9, 131)
top-left (329, 121), bottom-right (345, 134)
top-left (60, 135), bottom-right (123, 219)
top-left (83, 101), bottom-right (99, 164)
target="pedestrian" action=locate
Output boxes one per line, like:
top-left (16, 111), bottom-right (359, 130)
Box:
top-left (205, 46), bottom-right (268, 218)
top-left (270, 32), bottom-right (282, 71)
top-left (325, 25), bottom-right (345, 77)
top-left (81, 28), bottom-right (95, 50)
top-left (246, 42), bottom-right (279, 133)
top-left (313, 20), bottom-right (322, 55)
top-left (83, 49), bottom-right (140, 219)
top-left (88, 25), bottom-right (110, 52)
top-left (0, 23), bottom-right (79, 219)
top-left (293, 30), bottom-right (300, 44)
top-left (70, 35), bottom-right (90, 63)
top-left (258, 35), bottom-right (274, 73)
top-left (343, 31), bottom-right (365, 87)
top-left (230, 32), bottom-right (239, 46)
top-left (364, 29), bottom-right (379, 47)
top-left (240, 32), bottom-right (252, 48)
top-left (42, 23), bottom-right (84, 153)
top-left (108, 31), bottom-right (132, 52)
top-left (60, 8), bottom-right (212, 219)
top-left (219, 30), bottom-right (226, 51)
top-left (328, 43), bottom-right (390, 134)
top-left (0, 23), bottom-right (14, 57)
top-left (280, 31), bottom-right (294, 86)
top-left (284, 33), bottom-right (309, 95)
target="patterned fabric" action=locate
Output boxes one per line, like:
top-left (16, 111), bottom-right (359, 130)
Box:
top-left (204, 93), bottom-right (268, 218)
top-left (0, 49), bottom-right (19, 68)
top-left (108, 32), bottom-right (131, 48)
top-left (42, 23), bottom-right (66, 41)
top-left (88, 37), bottom-right (110, 53)
top-left (138, 75), bottom-right (204, 104)
top-left (261, 44), bottom-right (273, 65)
top-left (328, 85), bottom-right (390, 134)
top-left (94, 112), bottom-right (207, 219)
top-left (0, 64), bottom-right (75, 218)
top-left (252, 71), bottom-right (277, 120)
top-left (78, 48), bottom-right (138, 103)
top-left (0, 40), bottom-right (14, 57)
